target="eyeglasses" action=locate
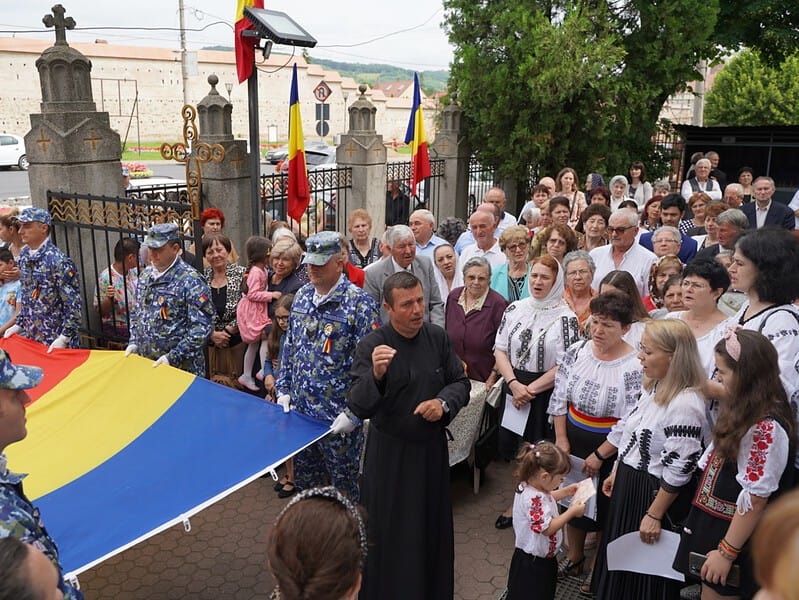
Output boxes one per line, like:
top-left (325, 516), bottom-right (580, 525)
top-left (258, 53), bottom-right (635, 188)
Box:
top-left (607, 225), bottom-right (635, 235)
top-left (275, 315), bottom-right (290, 322)
top-left (680, 280), bottom-right (709, 290)
top-left (505, 243), bottom-right (527, 251)
top-left (566, 269), bottom-right (591, 278)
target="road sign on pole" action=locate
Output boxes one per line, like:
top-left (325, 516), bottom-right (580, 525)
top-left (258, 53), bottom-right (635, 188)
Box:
top-left (312, 81), bottom-right (332, 103)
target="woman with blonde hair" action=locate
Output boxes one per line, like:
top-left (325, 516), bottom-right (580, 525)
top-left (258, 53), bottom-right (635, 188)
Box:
top-left (555, 167), bottom-right (587, 227)
top-left (592, 319), bottom-right (707, 599)
top-left (491, 225), bottom-right (531, 302)
top-left (346, 208), bottom-right (381, 268)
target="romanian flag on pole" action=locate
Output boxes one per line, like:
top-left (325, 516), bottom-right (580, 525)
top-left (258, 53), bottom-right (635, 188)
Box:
top-left (287, 63), bottom-right (310, 222)
top-left (404, 73), bottom-right (431, 197)
top-left (234, 0), bottom-right (264, 83)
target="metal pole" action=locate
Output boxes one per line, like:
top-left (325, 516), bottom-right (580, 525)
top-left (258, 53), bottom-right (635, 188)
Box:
top-left (178, 0), bottom-right (189, 106)
top-left (248, 67), bottom-right (261, 235)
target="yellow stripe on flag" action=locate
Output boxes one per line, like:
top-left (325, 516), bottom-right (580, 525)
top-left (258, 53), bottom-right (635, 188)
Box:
top-left (7, 352), bottom-right (194, 499)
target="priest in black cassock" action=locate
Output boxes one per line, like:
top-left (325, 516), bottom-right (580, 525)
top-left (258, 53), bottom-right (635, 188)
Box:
top-left (348, 271), bottom-right (471, 600)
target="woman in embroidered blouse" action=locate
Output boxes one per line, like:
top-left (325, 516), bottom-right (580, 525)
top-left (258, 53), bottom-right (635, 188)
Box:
top-left (346, 209), bottom-right (381, 269)
top-left (548, 291), bottom-right (643, 587)
top-left (592, 319), bottom-right (707, 600)
top-left (720, 229), bottom-right (799, 458)
top-left (203, 233), bottom-right (247, 381)
top-left (674, 329), bottom-right (795, 599)
top-left (491, 225), bottom-right (531, 303)
top-left (492, 255), bottom-right (579, 528)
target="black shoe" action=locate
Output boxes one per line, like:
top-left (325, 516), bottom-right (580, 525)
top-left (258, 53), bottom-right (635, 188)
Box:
top-left (277, 482), bottom-right (297, 498)
top-left (495, 515), bottom-right (513, 529)
top-left (273, 476), bottom-right (289, 491)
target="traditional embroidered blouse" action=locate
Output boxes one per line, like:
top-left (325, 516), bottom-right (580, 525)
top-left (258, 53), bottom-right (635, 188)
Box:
top-left (666, 311), bottom-right (732, 378)
top-left (548, 340), bottom-right (642, 420)
top-left (608, 387), bottom-right (707, 489)
top-left (697, 418), bottom-right (789, 516)
top-left (494, 300), bottom-right (578, 373)
top-left (512, 482), bottom-right (562, 558)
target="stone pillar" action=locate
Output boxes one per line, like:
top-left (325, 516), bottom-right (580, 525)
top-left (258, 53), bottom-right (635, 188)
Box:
top-left (336, 85), bottom-right (387, 233)
top-left (197, 74), bottom-right (253, 257)
top-left (24, 6), bottom-right (123, 205)
top-left (432, 97), bottom-right (470, 221)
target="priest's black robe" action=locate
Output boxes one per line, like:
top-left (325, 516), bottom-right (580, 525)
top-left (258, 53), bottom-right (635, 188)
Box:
top-left (348, 322), bottom-right (470, 600)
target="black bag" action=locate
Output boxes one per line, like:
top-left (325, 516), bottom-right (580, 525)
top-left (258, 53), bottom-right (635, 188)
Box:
top-left (474, 404), bottom-right (499, 470)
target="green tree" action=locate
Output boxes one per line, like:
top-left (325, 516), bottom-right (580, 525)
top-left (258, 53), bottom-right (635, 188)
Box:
top-left (713, 0), bottom-right (799, 65)
top-left (444, 0), bottom-right (720, 186)
top-left (705, 49), bottom-right (799, 126)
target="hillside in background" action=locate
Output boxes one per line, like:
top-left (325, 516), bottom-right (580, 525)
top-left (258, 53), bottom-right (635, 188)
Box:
top-left (202, 46), bottom-right (448, 94)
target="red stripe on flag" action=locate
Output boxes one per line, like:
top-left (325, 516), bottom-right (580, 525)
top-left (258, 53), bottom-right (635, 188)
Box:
top-left (287, 150), bottom-right (310, 222)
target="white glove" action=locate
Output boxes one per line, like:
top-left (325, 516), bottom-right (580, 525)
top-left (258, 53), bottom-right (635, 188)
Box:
top-left (47, 334), bottom-right (70, 353)
top-left (152, 354), bottom-right (170, 368)
top-left (276, 394), bottom-right (291, 413)
top-left (330, 412), bottom-right (357, 435)
top-left (124, 344), bottom-right (138, 357)
top-left (3, 325), bottom-right (21, 339)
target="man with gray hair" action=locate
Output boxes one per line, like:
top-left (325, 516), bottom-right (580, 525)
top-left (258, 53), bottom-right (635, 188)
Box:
top-left (454, 197), bottom-right (501, 254)
top-left (742, 176), bottom-right (795, 230)
top-left (483, 187), bottom-right (517, 231)
top-left (681, 157), bottom-right (722, 201)
top-left (459, 204), bottom-right (506, 271)
top-left (590, 208), bottom-right (656, 296)
top-left (723, 183), bottom-right (744, 207)
top-left (364, 224), bottom-right (444, 327)
top-left (651, 226), bottom-right (683, 258)
top-left (409, 209), bottom-right (446, 260)
top-left (696, 208), bottom-right (749, 260)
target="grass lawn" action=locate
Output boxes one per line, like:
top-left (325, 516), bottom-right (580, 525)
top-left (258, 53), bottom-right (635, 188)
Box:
top-left (122, 148), bottom-right (165, 161)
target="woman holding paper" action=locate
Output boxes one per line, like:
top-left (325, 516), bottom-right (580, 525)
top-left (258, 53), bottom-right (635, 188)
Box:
top-left (674, 329), bottom-right (794, 599)
top-left (547, 291), bottom-right (643, 587)
top-left (492, 255), bottom-right (579, 529)
top-left (591, 319), bottom-right (707, 600)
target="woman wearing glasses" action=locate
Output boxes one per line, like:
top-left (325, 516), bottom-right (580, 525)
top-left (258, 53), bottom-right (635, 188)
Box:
top-left (491, 226), bottom-right (531, 303)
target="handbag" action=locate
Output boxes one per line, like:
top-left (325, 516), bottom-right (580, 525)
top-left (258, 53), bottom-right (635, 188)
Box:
top-left (485, 377), bottom-right (504, 409)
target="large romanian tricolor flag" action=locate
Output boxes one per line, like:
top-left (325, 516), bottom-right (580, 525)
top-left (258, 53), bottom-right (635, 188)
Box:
top-left (1, 335), bottom-right (329, 578)
top-left (287, 63), bottom-right (310, 222)
top-left (403, 73), bottom-right (431, 197)
top-left (234, 0), bottom-right (265, 83)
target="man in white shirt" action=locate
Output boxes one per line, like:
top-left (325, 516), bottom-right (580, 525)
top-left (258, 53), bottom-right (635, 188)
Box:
top-left (459, 206), bottom-right (506, 272)
top-left (409, 209), bottom-right (446, 260)
top-left (590, 208), bottom-right (657, 297)
top-left (484, 187), bottom-right (516, 231)
top-left (681, 158), bottom-right (723, 201)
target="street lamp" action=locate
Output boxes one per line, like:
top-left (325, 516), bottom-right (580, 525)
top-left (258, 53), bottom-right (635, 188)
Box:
top-left (224, 82), bottom-right (233, 102)
top-left (343, 91), bottom-right (349, 133)
top-left (240, 8), bottom-right (317, 235)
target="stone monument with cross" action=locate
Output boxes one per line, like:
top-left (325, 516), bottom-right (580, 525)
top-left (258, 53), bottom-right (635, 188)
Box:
top-left (336, 85), bottom-right (388, 232)
top-left (432, 96), bottom-right (470, 220)
top-left (195, 74), bottom-right (253, 255)
top-left (24, 4), bottom-right (124, 207)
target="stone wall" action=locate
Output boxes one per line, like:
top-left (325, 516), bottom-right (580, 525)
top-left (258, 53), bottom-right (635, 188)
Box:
top-left (0, 38), bottom-right (437, 147)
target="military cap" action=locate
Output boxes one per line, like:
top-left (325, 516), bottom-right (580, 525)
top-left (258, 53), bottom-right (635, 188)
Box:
top-left (0, 349), bottom-right (43, 390)
top-left (143, 223), bottom-right (180, 249)
top-left (18, 207), bottom-right (52, 226)
top-left (302, 231), bottom-right (342, 266)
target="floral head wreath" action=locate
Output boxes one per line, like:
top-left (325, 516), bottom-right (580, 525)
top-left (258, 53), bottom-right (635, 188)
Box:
top-left (723, 324), bottom-right (742, 362)
top-left (276, 486), bottom-right (368, 569)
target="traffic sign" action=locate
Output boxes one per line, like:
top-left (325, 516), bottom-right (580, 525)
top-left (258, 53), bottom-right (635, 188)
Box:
top-left (313, 81), bottom-right (332, 103)
top-left (316, 121), bottom-right (330, 137)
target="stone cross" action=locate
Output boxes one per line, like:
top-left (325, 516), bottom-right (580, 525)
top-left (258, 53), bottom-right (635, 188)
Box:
top-left (160, 104), bottom-right (225, 219)
top-left (43, 4), bottom-right (76, 47)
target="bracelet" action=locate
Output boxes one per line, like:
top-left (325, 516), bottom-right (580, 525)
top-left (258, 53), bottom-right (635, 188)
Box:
top-left (720, 538), bottom-right (742, 553)
top-left (507, 378), bottom-right (518, 386)
top-left (491, 367), bottom-right (499, 374)
top-left (645, 511), bottom-right (661, 522)
top-left (716, 543), bottom-right (738, 561)
top-left (593, 449), bottom-right (606, 461)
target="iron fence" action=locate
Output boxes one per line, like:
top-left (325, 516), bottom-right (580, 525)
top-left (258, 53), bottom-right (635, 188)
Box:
top-left (47, 186), bottom-right (199, 349)
top-left (385, 159), bottom-right (445, 221)
top-left (467, 158), bottom-right (497, 214)
top-left (260, 166), bottom-right (352, 240)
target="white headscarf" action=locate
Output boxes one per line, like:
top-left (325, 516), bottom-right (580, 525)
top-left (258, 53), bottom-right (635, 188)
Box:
top-left (527, 258), bottom-right (567, 310)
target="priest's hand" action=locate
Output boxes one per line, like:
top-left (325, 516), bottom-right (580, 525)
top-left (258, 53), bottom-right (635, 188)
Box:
top-left (371, 344), bottom-right (397, 380)
top-left (414, 399), bottom-right (444, 422)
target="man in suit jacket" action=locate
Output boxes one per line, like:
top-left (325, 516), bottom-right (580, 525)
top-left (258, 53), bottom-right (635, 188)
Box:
top-left (742, 176), bottom-right (795, 230)
top-left (639, 194), bottom-right (698, 263)
top-left (364, 225), bottom-right (445, 328)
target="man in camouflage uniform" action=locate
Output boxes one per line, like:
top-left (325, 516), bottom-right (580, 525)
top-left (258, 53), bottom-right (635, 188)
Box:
top-left (3, 207), bottom-right (82, 351)
top-left (276, 231), bottom-right (380, 500)
top-left (125, 223), bottom-right (213, 376)
top-left (0, 349), bottom-right (83, 599)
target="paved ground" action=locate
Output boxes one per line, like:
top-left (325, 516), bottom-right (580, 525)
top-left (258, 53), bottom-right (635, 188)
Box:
top-left (75, 459), bottom-right (591, 599)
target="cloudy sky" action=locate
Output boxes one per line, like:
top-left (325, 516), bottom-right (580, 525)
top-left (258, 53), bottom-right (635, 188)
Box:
top-left (0, 1), bottom-right (454, 70)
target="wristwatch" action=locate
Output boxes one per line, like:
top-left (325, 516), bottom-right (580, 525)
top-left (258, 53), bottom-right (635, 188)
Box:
top-left (439, 399), bottom-right (450, 414)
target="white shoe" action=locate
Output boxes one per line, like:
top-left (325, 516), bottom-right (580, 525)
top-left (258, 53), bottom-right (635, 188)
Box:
top-left (237, 375), bottom-right (259, 391)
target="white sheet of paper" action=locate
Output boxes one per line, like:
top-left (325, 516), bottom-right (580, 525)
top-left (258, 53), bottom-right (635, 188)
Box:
top-left (558, 456), bottom-right (598, 520)
top-left (573, 478), bottom-right (596, 504)
top-left (500, 394), bottom-right (530, 436)
top-left (606, 531), bottom-right (685, 582)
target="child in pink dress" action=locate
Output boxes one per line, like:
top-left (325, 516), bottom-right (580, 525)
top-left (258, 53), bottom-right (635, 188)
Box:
top-left (237, 236), bottom-right (280, 391)
top-left (506, 441), bottom-right (585, 600)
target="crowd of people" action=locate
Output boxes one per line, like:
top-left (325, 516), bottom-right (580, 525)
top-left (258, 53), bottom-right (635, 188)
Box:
top-left (2, 151), bottom-right (799, 600)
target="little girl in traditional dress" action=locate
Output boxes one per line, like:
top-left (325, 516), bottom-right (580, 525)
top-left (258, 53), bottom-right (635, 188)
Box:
top-left (237, 236), bottom-right (280, 391)
top-left (506, 441), bottom-right (585, 600)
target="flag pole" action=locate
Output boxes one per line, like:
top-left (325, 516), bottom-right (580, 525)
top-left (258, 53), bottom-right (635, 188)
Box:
top-left (247, 63), bottom-right (261, 235)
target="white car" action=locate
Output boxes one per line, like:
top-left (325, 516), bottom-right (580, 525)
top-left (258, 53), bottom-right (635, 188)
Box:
top-left (0, 134), bottom-right (28, 170)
